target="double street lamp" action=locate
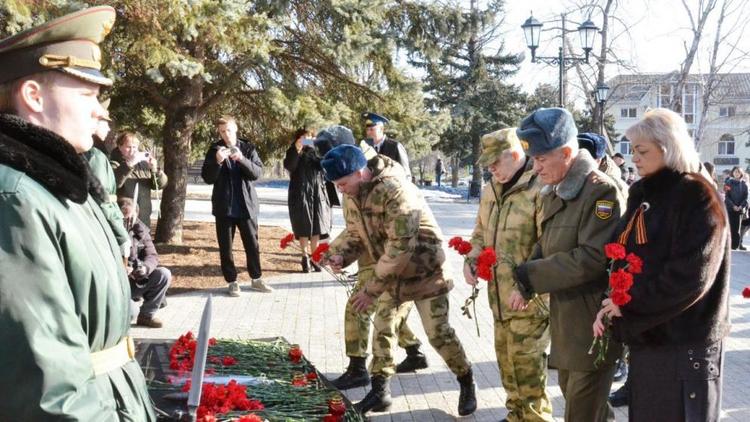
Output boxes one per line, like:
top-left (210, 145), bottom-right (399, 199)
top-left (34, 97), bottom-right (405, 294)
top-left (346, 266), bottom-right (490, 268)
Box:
top-left (521, 12), bottom-right (599, 107)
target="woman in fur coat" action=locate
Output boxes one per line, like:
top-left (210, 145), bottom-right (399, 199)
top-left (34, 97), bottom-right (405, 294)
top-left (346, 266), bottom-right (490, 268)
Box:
top-left (593, 108), bottom-right (730, 421)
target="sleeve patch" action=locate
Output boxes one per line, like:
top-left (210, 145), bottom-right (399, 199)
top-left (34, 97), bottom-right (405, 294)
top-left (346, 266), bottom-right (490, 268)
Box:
top-left (595, 200), bottom-right (615, 220)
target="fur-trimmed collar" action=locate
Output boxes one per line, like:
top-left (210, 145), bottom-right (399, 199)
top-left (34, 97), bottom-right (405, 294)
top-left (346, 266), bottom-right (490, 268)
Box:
top-left (541, 149), bottom-right (597, 200)
top-left (0, 113), bottom-right (106, 204)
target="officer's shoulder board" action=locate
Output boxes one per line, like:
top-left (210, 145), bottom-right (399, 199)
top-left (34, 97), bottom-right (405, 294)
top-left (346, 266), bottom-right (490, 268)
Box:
top-left (595, 200), bottom-right (614, 220)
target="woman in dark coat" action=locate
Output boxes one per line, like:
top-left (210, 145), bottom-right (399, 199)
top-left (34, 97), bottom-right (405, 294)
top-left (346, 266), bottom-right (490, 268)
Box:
top-left (723, 166), bottom-right (748, 249)
top-left (284, 128), bottom-right (332, 272)
top-left (593, 108), bottom-right (730, 422)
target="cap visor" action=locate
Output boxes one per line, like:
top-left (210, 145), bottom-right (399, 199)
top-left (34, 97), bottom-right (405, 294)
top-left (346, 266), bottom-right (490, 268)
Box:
top-left (59, 66), bottom-right (112, 86)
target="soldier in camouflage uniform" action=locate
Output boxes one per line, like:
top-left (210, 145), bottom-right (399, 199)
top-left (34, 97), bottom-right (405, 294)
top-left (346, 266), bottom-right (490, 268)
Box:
top-left (332, 140), bottom-right (426, 391)
top-left (466, 128), bottom-right (553, 422)
top-left (320, 145), bottom-right (476, 417)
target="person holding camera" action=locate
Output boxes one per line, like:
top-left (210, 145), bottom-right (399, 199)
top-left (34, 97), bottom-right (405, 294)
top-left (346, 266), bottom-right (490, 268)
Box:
top-left (202, 115), bottom-right (270, 297)
top-left (118, 197), bottom-right (171, 328)
top-left (110, 131), bottom-right (168, 229)
top-left (284, 128), bottom-right (332, 272)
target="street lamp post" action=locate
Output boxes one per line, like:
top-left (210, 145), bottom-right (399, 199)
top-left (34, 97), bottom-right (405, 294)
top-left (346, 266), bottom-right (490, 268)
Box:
top-left (521, 12), bottom-right (599, 107)
top-left (594, 83), bottom-right (610, 135)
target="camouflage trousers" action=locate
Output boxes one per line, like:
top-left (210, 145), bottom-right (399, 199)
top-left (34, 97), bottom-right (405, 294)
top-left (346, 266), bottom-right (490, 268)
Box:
top-left (494, 316), bottom-right (553, 422)
top-left (344, 266), bottom-right (420, 357)
top-left (370, 292), bottom-right (471, 378)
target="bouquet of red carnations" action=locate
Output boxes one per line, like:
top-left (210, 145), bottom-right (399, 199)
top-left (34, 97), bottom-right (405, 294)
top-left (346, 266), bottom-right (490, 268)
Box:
top-left (449, 236), bottom-right (497, 336)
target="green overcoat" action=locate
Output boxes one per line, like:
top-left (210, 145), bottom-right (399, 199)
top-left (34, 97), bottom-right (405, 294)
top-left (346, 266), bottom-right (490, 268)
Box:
top-left (515, 150), bottom-right (626, 371)
top-left (0, 115), bottom-right (155, 421)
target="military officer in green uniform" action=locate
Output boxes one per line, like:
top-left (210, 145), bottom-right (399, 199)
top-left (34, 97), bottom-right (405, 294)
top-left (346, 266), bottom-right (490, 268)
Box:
top-left (512, 108), bottom-right (625, 422)
top-left (320, 145), bottom-right (476, 417)
top-left (0, 7), bottom-right (156, 420)
top-left (85, 100), bottom-right (132, 259)
top-left (466, 128), bottom-right (553, 421)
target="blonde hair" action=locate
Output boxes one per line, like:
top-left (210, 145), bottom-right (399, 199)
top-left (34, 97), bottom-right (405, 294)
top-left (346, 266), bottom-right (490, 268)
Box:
top-left (625, 108), bottom-right (700, 173)
top-left (217, 115), bottom-right (237, 127)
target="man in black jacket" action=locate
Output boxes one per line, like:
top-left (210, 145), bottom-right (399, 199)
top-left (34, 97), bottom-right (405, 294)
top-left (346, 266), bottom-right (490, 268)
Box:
top-left (118, 198), bottom-right (170, 328)
top-left (201, 115), bottom-right (270, 296)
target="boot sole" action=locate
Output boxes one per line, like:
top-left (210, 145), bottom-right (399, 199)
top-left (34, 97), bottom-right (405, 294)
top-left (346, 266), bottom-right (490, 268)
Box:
top-left (332, 378), bottom-right (370, 390)
top-left (395, 362), bottom-right (428, 373)
top-left (458, 404), bottom-right (477, 416)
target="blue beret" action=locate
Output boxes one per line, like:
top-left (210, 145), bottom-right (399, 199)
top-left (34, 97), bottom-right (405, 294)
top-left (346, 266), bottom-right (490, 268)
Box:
top-left (321, 144), bottom-right (368, 182)
top-left (577, 132), bottom-right (607, 159)
top-left (362, 112), bottom-right (389, 127)
top-left (516, 107), bottom-right (578, 156)
top-left (314, 125), bottom-right (355, 156)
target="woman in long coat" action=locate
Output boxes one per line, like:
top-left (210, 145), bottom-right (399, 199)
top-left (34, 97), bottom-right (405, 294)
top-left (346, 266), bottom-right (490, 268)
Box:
top-left (284, 128), bottom-right (332, 272)
top-left (723, 166), bottom-right (748, 249)
top-left (593, 108), bottom-right (730, 422)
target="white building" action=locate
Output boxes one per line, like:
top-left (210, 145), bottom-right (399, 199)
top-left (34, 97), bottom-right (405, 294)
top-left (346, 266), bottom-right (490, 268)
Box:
top-left (606, 72), bottom-right (750, 176)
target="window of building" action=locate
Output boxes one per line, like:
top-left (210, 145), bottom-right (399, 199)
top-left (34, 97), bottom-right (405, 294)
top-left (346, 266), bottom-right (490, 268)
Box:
top-left (683, 84), bottom-right (697, 124)
top-left (719, 106), bottom-right (736, 117)
top-left (620, 107), bottom-right (637, 118)
top-left (657, 84), bottom-right (672, 109)
top-left (718, 134), bottom-right (735, 155)
top-left (618, 138), bottom-right (632, 155)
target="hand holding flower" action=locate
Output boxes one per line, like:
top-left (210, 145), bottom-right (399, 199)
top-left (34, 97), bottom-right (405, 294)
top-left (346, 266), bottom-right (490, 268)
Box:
top-left (326, 255), bottom-right (344, 273)
top-left (463, 262), bottom-right (477, 286)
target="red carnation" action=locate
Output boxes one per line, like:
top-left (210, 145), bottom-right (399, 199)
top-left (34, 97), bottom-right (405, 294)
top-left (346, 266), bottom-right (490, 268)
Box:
top-left (743, 287), bottom-right (750, 298)
top-left (604, 243), bottom-right (626, 260)
top-left (311, 243), bottom-right (330, 263)
top-left (288, 345), bottom-right (303, 363)
top-left (610, 289), bottom-right (632, 306)
top-left (280, 233), bottom-right (295, 249)
top-left (222, 356), bottom-right (237, 366)
top-left (476, 263), bottom-right (493, 281)
top-left (477, 247), bottom-right (497, 267)
top-left (328, 399), bottom-right (346, 416)
top-left (323, 415), bottom-right (341, 422)
top-left (456, 241), bottom-right (473, 255)
top-left (291, 377), bottom-right (308, 387)
top-left (448, 236), bottom-right (463, 249)
top-left (625, 253), bottom-right (643, 274)
top-left (609, 269), bottom-right (634, 291)
top-left (305, 371), bottom-right (318, 380)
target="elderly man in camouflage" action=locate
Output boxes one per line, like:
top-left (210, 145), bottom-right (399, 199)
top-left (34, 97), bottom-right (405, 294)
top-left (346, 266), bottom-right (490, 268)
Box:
top-left (320, 144), bottom-right (477, 417)
top-left (466, 128), bottom-right (553, 422)
top-left (513, 108), bottom-right (626, 422)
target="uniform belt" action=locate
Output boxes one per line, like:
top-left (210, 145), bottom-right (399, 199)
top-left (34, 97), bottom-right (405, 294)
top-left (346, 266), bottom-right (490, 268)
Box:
top-left (90, 336), bottom-right (136, 376)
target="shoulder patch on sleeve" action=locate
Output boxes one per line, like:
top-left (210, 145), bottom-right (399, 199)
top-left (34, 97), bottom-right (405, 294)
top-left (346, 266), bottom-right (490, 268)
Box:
top-left (595, 200), bottom-right (615, 220)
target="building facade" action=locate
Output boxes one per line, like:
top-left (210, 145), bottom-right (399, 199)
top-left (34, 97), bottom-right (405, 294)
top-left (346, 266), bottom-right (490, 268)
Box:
top-left (606, 72), bottom-right (750, 177)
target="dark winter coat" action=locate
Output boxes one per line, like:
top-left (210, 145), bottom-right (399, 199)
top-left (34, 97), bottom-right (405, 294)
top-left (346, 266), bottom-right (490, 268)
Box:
top-left (283, 144), bottom-right (332, 239)
top-left (128, 218), bottom-right (159, 281)
top-left (611, 168), bottom-right (731, 347)
top-left (201, 138), bottom-right (263, 219)
top-left (0, 114), bottom-right (155, 420)
top-left (110, 147), bottom-right (167, 228)
top-left (723, 177), bottom-right (748, 211)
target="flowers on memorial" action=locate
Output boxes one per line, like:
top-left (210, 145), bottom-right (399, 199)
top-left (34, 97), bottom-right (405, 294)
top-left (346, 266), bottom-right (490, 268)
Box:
top-left (590, 242), bottom-right (644, 367)
top-left (288, 344), bottom-right (303, 363)
top-left (743, 287), bottom-right (750, 299)
top-left (184, 379), bottom-right (264, 421)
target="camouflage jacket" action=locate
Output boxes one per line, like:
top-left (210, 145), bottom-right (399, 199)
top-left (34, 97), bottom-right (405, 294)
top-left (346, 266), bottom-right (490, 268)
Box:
top-left (470, 158), bottom-right (548, 321)
top-left (328, 155), bottom-right (452, 302)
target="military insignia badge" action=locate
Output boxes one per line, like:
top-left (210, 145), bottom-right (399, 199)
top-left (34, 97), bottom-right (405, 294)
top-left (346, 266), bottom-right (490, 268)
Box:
top-left (595, 200), bottom-right (614, 220)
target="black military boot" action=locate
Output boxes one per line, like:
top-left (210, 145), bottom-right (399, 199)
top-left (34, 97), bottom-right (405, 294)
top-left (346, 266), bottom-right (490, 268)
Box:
top-left (457, 369), bottom-right (477, 416)
top-left (354, 375), bottom-right (392, 414)
top-left (395, 344), bottom-right (428, 373)
top-left (331, 357), bottom-right (370, 390)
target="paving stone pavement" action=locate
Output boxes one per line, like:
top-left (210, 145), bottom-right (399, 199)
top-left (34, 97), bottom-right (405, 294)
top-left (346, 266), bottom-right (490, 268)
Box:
top-left (134, 190), bottom-right (750, 420)
top-left (133, 246), bottom-right (750, 421)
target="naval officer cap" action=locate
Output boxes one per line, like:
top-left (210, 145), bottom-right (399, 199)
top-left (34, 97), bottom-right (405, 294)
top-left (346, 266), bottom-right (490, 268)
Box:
top-left (362, 112), bottom-right (389, 127)
top-left (0, 6), bottom-right (116, 86)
